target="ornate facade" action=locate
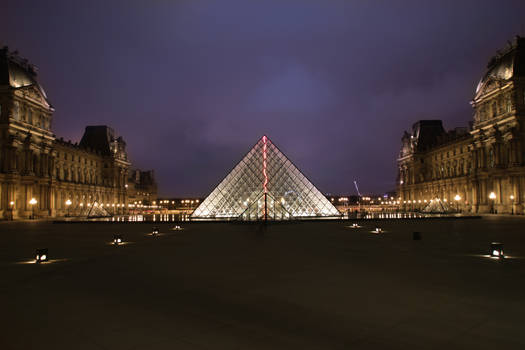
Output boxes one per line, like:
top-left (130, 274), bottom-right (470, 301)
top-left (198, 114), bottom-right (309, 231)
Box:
top-left (397, 36), bottom-right (525, 214)
top-left (0, 47), bottom-right (132, 219)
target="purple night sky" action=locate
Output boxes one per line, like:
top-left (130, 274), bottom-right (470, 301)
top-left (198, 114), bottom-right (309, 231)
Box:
top-left (2, 1), bottom-right (525, 197)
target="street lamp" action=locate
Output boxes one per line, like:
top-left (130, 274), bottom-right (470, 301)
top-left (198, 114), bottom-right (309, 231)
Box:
top-left (489, 192), bottom-right (496, 213)
top-left (9, 201), bottom-right (14, 220)
top-left (454, 194), bottom-right (461, 213)
top-left (65, 199), bottom-right (72, 217)
top-left (29, 197), bottom-right (37, 219)
top-left (510, 195), bottom-right (515, 215)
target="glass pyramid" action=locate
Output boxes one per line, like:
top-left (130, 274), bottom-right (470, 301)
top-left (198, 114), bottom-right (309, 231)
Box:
top-left (191, 135), bottom-right (340, 221)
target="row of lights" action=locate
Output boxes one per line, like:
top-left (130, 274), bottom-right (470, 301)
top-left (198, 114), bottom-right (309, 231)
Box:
top-left (158, 199), bottom-right (200, 205)
top-left (35, 225), bottom-right (505, 264)
top-left (24, 199), bottom-right (167, 209)
top-left (8, 198), bottom-right (39, 207)
top-left (347, 223), bottom-right (505, 259)
top-left (11, 199), bottom-right (134, 208)
top-left (38, 224), bottom-right (186, 262)
top-left (401, 192), bottom-right (516, 204)
top-left (403, 199), bottom-right (447, 204)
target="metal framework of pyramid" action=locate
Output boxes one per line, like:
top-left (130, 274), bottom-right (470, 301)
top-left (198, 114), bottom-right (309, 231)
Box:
top-left (191, 135), bottom-right (340, 221)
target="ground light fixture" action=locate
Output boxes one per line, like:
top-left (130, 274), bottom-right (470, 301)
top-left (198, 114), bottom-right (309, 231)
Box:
top-left (350, 223), bottom-right (360, 228)
top-left (113, 234), bottom-right (123, 246)
top-left (490, 242), bottom-right (504, 258)
top-left (152, 226), bottom-right (160, 236)
top-left (35, 248), bottom-right (48, 263)
top-left (172, 225), bottom-right (182, 230)
top-left (372, 227), bottom-right (383, 234)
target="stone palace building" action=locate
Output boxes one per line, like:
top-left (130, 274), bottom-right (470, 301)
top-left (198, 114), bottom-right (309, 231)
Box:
top-left (0, 47), bottom-right (155, 219)
top-left (398, 36), bottom-right (525, 214)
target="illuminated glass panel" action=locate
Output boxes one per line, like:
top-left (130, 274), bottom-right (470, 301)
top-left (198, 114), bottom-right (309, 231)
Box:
top-left (191, 136), bottom-right (340, 220)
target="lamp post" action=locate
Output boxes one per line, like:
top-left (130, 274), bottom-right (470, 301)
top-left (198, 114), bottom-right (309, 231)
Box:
top-left (29, 197), bottom-right (37, 219)
top-left (65, 199), bottom-right (72, 217)
top-left (9, 201), bottom-right (14, 220)
top-left (489, 192), bottom-right (496, 214)
top-left (454, 194), bottom-right (461, 213)
top-left (510, 194), bottom-right (515, 215)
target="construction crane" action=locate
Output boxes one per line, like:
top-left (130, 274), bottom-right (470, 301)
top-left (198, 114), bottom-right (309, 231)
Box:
top-left (353, 180), bottom-right (362, 197)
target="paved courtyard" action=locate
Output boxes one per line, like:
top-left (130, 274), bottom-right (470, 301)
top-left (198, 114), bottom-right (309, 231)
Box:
top-left (1, 217), bottom-right (525, 349)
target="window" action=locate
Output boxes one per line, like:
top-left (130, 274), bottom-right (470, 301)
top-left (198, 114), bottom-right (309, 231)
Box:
top-left (13, 101), bottom-right (19, 120)
top-left (505, 95), bottom-right (512, 113)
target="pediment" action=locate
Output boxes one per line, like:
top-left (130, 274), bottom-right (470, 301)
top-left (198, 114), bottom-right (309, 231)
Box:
top-left (15, 85), bottom-right (51, 109)
top-left (474, 77), bottom-right (500, 100)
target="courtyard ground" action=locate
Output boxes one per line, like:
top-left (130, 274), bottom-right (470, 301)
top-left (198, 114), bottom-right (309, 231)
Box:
top-left (1, 217), bottom-right (524, 349)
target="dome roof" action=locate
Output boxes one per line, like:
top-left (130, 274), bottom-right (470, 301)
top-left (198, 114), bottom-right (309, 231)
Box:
top-left (475, 36), bottom-right (525, 97)
top-left (0, 46), bottom-right (50, 105)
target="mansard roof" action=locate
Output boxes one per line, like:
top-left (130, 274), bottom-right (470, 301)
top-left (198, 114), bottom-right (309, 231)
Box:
top-left (0, 46), bottom-right (51, 107)
top-left (399, 120), bottom-right (471, 158)
top-left (79, 125), bottom-right (128, 161)
top-left (475, 35), bottom-right (525, 99)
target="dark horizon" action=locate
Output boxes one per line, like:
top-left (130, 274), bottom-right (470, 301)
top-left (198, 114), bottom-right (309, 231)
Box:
top-left (2, 0), bottom-right (525, 197)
